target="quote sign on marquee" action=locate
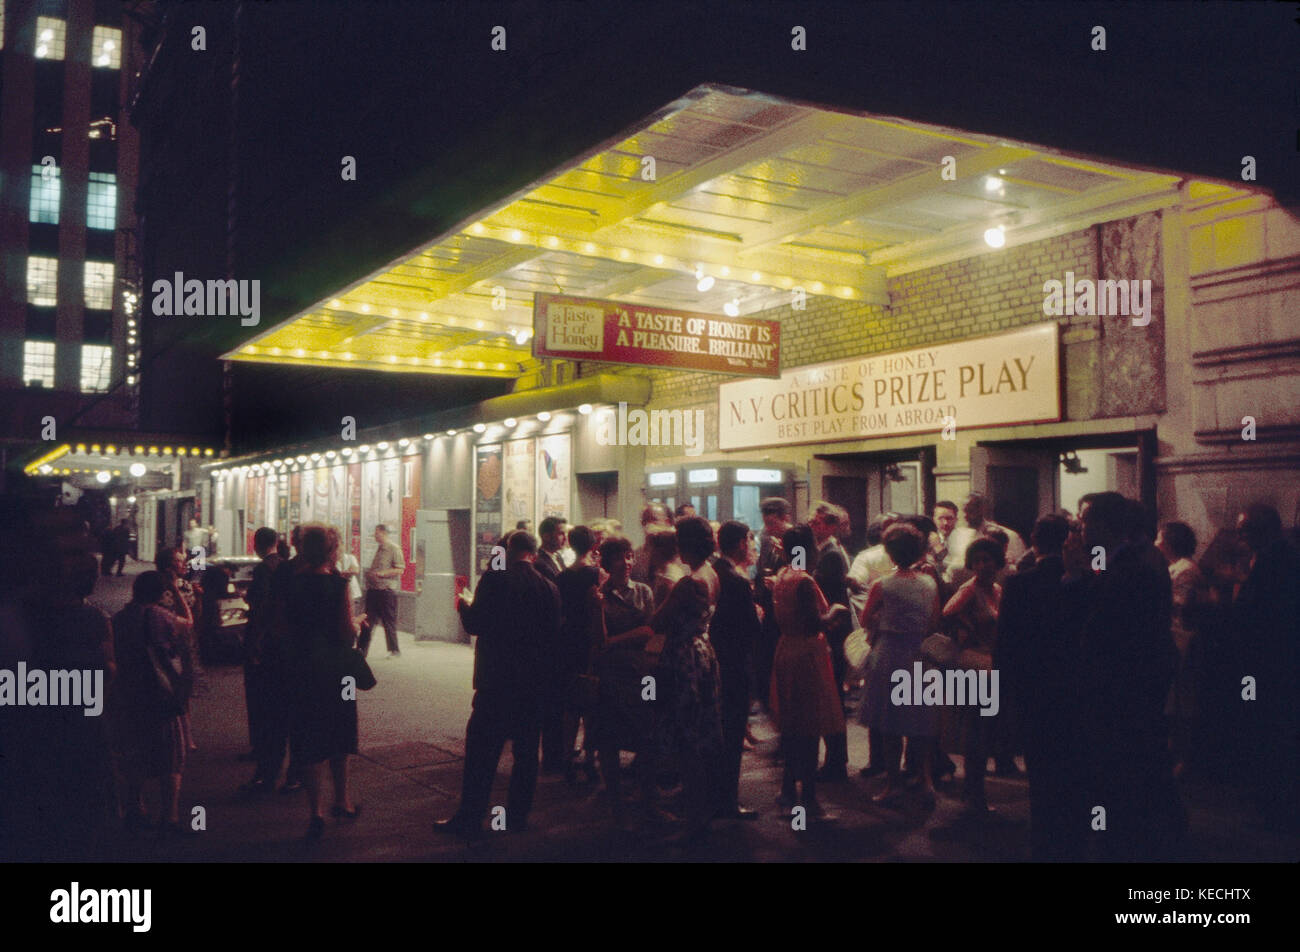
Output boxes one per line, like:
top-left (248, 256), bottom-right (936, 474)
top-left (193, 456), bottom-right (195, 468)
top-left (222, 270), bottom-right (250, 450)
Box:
top-left (718, 324), bottom-right (1061, 451)
top-left (532, 292), bottom-right (781, 377)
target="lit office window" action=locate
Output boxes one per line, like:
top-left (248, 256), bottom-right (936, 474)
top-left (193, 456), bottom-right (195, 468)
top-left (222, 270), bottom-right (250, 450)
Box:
top-left (92, 25), bottom-right (121, 68)
top-left (29, 165), bottom-right (61, 224)
top-left (35, 16), bottom-right (66, 60)
top-left (84, 262), bottom-right (115, 310)
top-left (24, 342), bottom-right (56, 388)
top-left (81, 344), bottom-right (113, 393)
top-left (87, 172), bottom-right (117, 229)
top-left (27, 256), bottom-right (59, 306)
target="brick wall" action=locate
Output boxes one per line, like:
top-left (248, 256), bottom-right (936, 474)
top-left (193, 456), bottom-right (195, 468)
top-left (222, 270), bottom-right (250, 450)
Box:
top-left (574, 214), bottom-right (1163, 459)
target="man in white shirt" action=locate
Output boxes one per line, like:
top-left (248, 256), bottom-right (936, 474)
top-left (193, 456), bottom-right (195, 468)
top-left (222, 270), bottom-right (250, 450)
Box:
top-left (947, 492), bottom-right (1027, 578)
top-left (848, 512), bottom-right (901, 590)
top-left (360, 524), bottom-right (405, 659)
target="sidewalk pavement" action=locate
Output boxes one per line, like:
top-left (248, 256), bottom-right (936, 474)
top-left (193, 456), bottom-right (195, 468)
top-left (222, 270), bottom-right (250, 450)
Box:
top-left (83, 563), bottom-right (1294, 863)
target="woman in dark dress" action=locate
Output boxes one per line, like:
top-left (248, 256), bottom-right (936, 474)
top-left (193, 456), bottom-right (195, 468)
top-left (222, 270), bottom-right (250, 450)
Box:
top-left (111, 570), bottom-right (193, 835)
top-left (591, 535), bottom-right (655, 825)
top-left (284, 524), bottom-right (361, 839)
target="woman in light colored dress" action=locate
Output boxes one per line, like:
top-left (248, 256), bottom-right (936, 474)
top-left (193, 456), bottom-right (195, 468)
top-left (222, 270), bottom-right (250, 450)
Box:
top-left (859, 523), bottom-right (941, 804)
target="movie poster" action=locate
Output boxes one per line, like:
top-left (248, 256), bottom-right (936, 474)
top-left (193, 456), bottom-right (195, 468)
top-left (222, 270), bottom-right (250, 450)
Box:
top-left (536, 433), bottom-right (571, 521)
top-left (361, 459), bottom-right (381, 568)
top-left (329, 464), bottom-right (347, 535)
top-left (474, 443), bottom-right (503, 575)
top-left (380, 457), bottom-right (401, 531)
top-left (503, 439), bottom-right (535, 532)
top-left (301, 468), bottom-right (314, 523)
top-left (315, 466), bottom-right (330, 529)
top-left (347, 463), bottom-right (361, 562)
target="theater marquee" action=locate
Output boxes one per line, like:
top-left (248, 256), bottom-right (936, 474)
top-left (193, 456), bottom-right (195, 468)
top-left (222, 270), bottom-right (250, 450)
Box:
top-left (718, 324), bottom-right (1060, 451)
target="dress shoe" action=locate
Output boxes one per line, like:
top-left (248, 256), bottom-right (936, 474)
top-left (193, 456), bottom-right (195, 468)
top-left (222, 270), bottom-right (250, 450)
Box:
top-left (858, 763), bottom-right (886, 778)
top-left (278, 780), bottom-right (304, 795)
top-left (816, 765), bottom-right (849, 783)
top-left (433, 816), bottom-right (483, 839)
top-left (717, 806), bottom-right (760, 821)
top-left (330, 803), bottom-right (362, 820)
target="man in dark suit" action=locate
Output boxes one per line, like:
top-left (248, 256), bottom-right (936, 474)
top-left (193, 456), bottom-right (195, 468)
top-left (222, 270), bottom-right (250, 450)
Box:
top-left (1231, 504), bottom-right (1300, 828)
top-left (534, 517), bottom-right (568, 583)
top-left (1059, 492), bottom-right (1182, 861)
top-left (436, 530), bottom-right (562, 837)
top-left (710, 521), bottom-right (762, 819)
top-left (994, 514), bottom-right (1082, 860)
top-left (754, 498), bottom-right (791, 714)
top-left (239, 527), bottom-right (290, 795)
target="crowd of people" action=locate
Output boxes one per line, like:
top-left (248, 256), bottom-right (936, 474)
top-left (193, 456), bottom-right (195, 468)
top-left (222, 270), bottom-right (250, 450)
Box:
top-left (1, 487), bottom-right (1295, 860)
top-left (437, 492), bottom-right (1298, 857)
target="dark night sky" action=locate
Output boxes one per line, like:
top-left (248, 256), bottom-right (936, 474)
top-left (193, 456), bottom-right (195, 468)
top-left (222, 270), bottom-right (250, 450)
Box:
top-left (136, 0), bottom-right (1296, 449)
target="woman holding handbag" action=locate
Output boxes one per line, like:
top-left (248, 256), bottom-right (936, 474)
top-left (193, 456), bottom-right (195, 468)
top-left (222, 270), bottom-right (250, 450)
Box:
top-left (941, 537), bottom-right (1004, 814)
top-left (858, 523), bottom-right (941, 806)
top-left (111, 571), bottom-right (194, 835)
top-left (283, 525), bottom-right (363, 839)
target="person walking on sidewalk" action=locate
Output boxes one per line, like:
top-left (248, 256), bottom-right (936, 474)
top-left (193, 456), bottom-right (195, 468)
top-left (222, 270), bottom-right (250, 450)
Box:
top-left (436, 530), bottom-right (561, 838)
top-left (358, 524), bottom-right (404, 659)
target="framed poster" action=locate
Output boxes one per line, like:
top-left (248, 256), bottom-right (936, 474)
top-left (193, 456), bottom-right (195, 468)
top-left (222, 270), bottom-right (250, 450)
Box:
top-left (536, 433), bottom-right (571, 522)
top-left (348, 463), bottom-right (362, 562)
top-left (400, 455), bottom-right (421, 592)
top-left (329, 465), bottom-right (347, 536)
top-left (503, 439), bottom-right (535, 531)
top-left (301, 468), bottom-right (315, 524)
top-left (314, 466), bottom-right (330, 528)
top-left (474, 443), bottom-right (503, 575)
top-left (361, 459), bottom-right (381, 568)
top-left (380, 457), bottom-right (401, 531)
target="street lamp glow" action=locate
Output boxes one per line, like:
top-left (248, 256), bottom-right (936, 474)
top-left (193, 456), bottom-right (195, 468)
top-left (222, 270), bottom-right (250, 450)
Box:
top-left (129, 463), bottom-right (146, 477)
top-left (472, 423), bottom-right (486, 434)
top-left (537, 412), bottom-right (551, 423)
top-left (984, 225), bottom-right (1006, 248)
top-left (96, 471), bottom-right (111, 484)
top-left (578, 404), bottom-right (593, 415)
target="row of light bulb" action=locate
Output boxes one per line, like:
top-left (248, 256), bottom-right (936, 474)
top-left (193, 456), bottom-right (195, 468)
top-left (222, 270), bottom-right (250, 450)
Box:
top-left (214, 407), bottom-right (593, 479)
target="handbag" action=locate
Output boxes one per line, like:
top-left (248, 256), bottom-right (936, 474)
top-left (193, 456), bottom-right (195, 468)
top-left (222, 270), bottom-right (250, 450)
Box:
top-left (956, 647), bottom-right (993, 671)
top-left (144, 613), bottom-right (192, 719)
top-left (346, 648), bottom-right (377, 691)
top-left (921, 633), bottom-right (958, 667)
top-left (844, 627), bottom-right (872, 672)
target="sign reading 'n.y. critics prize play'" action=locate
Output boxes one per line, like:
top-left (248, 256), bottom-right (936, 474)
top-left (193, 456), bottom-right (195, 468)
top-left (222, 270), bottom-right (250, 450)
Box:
top-left (718, 324), bottom-right (1060, 451)
top-left (532, 293), bottom-right (780, 377)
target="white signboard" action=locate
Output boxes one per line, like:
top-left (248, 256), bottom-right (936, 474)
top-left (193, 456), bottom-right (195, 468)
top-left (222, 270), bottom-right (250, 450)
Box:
top-left (718, 324), bottom-right (1060, 451)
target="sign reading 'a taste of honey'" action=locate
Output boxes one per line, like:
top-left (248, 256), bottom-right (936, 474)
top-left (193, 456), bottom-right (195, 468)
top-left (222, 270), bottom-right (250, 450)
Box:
top-left (533, 293), bottom-right (781, 377)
